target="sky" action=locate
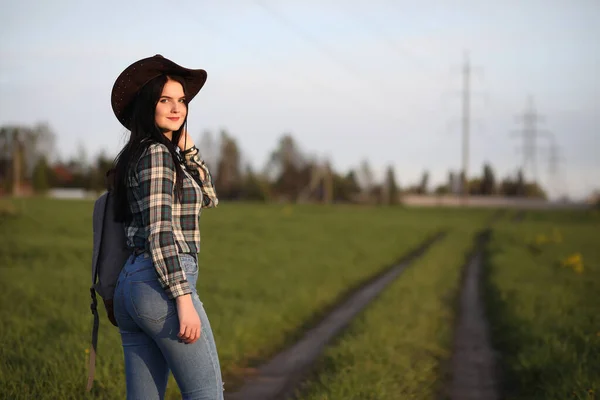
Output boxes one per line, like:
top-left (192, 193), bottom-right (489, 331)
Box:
top-left (1, 0), bottom-right (598, 200)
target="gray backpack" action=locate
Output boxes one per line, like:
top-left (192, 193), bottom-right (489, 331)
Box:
top-left (87, 190), bottom-right (131, 391)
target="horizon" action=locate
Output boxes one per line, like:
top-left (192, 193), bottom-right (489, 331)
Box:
top-left (1, 0), bottom-right (598, 200)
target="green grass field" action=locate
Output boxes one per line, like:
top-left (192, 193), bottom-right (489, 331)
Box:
top-left (1, 198), bottom-right (598, 400)
top-left (0, 198), bottom-right (490, 399)
top-left (484, 211), bottom-right (600, 400)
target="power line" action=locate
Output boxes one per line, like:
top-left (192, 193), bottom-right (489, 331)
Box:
top-left (511, 96), bottom-right (550, 185)
top-left (192, 8), bottom-right (403, 124)
top-left (191, 14), bottom-right (348, 100)
top-left (336, 6), bottom-right (447, 84)
top-left (253, 1), bottom-right (409, 106)
top-left (253, 1), bottom-right (372, 86)
top-left (457, 52), bottom-right (483, 202)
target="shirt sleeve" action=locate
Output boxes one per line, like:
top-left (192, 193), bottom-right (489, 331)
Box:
top-left (137, 144), bottom-right (191, 299)
top-left (183, 150), bottom-right (219, 208)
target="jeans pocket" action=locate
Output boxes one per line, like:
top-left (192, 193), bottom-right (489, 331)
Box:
top-left (130, 279), bottom-right (177, 323)
top-left (180, 254), bottom-right (198, 275)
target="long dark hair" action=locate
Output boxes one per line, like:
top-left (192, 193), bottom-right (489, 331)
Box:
top-left (111, 74), bottom-right (188, 223)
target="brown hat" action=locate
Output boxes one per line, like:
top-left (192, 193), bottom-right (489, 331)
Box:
top-left (111, 54), bottom-right (207, 129)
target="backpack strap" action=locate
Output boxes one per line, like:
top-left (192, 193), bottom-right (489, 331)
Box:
top-left (86, 287), bottom-right (100, 392)
top-left (86, 192), bottom-right (109, 392)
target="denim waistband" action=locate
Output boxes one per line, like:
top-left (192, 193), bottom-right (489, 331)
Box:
top-left (120, 252), bottom-right (198, 281)
top-left (126, 251), bottom-right (197, 265)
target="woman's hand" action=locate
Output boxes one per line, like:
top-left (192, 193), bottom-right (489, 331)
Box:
top-left (175, 294), bottom-right (202, 344)
top-left (177, 131), bottom-right (206, 180)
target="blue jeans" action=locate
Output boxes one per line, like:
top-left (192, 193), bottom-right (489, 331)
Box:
top-left (113, 253), bottom-right (224, 400)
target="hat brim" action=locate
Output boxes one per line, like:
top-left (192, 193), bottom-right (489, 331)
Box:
top-left (111, 55), bottom-right (207, 129)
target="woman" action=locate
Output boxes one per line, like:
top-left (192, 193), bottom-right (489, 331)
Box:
top-left (109, 54), bottom-right (223, 400)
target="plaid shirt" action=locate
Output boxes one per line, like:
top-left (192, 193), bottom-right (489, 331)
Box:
top-left (125, 143), bottom-right (218, 299)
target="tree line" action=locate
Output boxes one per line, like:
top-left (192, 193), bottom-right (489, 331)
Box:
top-left (0, 123), bottom-right (547, 202)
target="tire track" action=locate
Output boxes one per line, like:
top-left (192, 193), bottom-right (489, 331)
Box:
top-left (447, 230), bottom-right (500, 400)
top-left (225, 232), bottom-right (446, 400)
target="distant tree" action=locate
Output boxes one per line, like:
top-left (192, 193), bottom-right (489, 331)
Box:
top-left (468, 178), bottom-right (483, 195)
top-left (331, 173), bottom-right (348, 202)
top-left (481, 163), bottom-right (496, 195)
top-left (241, 165), bottom-right (270, 201)
top-left (500, 175), bottom-right (517, 197)
top-left (434, 184), bottom-right (450, 195)
top-left (215, 130), bottom-right (243, 199)
top-left (385, 165), bottom-right (399, 204)
top-left (516, 169), bottom-right (525, 196)
top-left (499, 169), bottom-right (546, 199)
top-left (265, 134), bottom-right (308, 201)
top-left (88, 151), bottom-right (114, 192)
top-left (330, 169), bottom-right (361, 203)
top-left (523, 182), bottom-right (547, 199)
top-left (32, 156), bottom-right (50, 194)
top-left (345, 170), bottom-right (360, 193)
top-left (265, 134), bottom-right (305, 176)
top-left (418, 170), bottom-right (429, 194)
top-left (344, 170), bottom-right (361, 201)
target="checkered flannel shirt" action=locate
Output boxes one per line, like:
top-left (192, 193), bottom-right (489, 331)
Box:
top-left (125, 143), bottom-right (218, 299)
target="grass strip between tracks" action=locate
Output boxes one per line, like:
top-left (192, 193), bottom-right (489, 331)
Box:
top-left (294, 224), bottom-right (485, 400)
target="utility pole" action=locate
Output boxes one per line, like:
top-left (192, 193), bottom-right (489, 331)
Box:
top-left (512, 96), bottom-right (548, 187)
top-left (461, 52), bottom-right (470, 203)
top-left (457, 52), bottom-right (484, 203)
top-left (448, 52), bottom-right (484, 202)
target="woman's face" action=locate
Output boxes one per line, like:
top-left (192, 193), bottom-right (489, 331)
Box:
top-left (155, 78), bottom-right (187, 135)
